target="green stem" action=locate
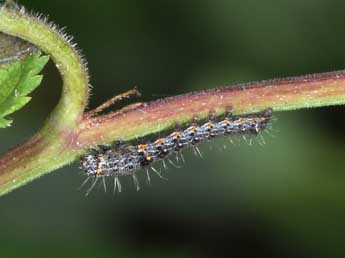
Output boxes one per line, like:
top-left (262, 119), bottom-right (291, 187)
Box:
top-left (0, 7), bottom-right (89, 195)
top-left (0, 8), bottom-right (89, 132)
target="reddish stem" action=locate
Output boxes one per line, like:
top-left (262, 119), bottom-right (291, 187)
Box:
top-left (76, 70), bottom-right (345, 148)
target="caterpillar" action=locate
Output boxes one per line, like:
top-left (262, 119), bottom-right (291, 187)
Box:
top-left (80, 108), bottom-right (273, 194)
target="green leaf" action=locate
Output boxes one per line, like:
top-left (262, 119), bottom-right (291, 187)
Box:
top-left (0, 53), bottom-right (49, 128)
top-left (0, 117), bottom-right (11, 127)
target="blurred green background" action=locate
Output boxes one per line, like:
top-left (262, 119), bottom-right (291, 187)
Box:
top-left (2, 0), bottom-right (345, 257)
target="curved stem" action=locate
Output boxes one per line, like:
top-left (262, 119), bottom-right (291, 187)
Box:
top-left (0, 8), bottom-right (89, 132)
top-left (0, 7), bottom-right (89, 195)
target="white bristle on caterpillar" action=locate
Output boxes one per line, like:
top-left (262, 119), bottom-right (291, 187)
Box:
top-left (80, 108), bottom-right (273, 194)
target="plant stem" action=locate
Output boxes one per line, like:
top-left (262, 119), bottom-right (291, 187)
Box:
top-left (77, 70), bottom-right (345, 146)
top-left (0, 7), bottom-right (89, 195)
top-left (0, 8), bottom-right (89, 132)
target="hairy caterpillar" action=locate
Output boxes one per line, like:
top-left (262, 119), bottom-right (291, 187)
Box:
top-left (80, 108), bottom-right (273, 194)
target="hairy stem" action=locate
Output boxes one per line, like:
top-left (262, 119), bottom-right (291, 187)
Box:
top-left (0, 7), bottom-right (89, 196)
top-left (0, 8), bottom-right (89, 131)
top-left (76, 70), bottom-right (345, 146)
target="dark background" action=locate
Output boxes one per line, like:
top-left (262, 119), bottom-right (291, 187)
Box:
top-left (1, 0), bottom-right (345, 257)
